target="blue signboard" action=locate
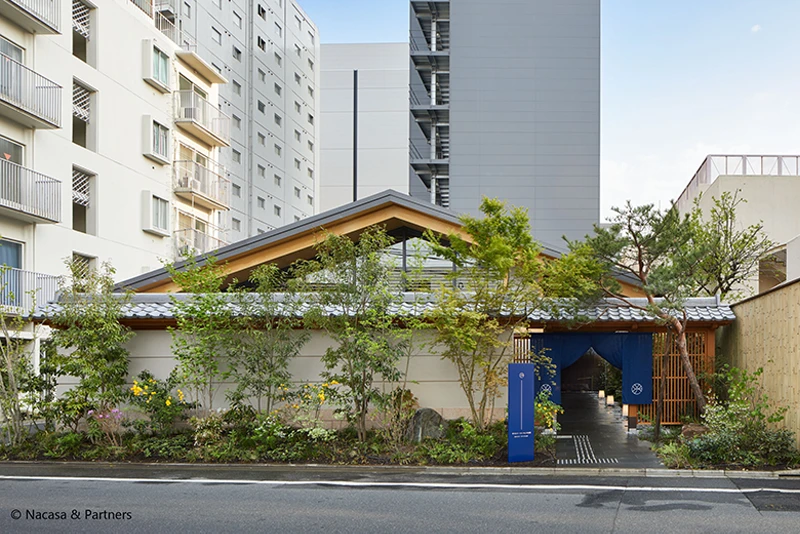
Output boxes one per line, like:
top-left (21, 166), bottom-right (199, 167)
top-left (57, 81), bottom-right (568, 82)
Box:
top-left (508, 363), bottom-right (535, 463)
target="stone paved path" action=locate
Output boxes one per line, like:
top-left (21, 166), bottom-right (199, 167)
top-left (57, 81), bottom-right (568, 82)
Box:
top-left (555, 392), bottom-right (663, 468)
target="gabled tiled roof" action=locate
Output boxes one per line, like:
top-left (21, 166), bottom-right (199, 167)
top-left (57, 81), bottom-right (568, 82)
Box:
top-left (33, 294), bottom-right (734, 324)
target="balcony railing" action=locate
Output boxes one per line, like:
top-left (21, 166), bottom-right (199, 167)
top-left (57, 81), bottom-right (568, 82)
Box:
top-left (155, 11), bottom-right (196, 51)
top-left (173, 159), bottom-right (230, 210)
top-left (173, 227), bottom-right (227, 256)
top-left (129, 0), bottom-right (152, 16)
top-left (0, 159), bottom-right (61, 223)
top-left (3, 0), bottom-right (60, 33)
top-left (677, 155), bottom-right (800, 209)
top-left (0, 54), bottom-right (62, 128)
top-left (174, 90), bottom-right (231, 146)
top-left (0, 267), bottom-right (61, 315)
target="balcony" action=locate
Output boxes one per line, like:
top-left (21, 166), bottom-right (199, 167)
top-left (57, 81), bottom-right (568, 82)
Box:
top-left (173, 227), bottom-right (227, 257)
top-left (154, 0), bottom-right (178, 20)
top-left (173, 159), bottom-right (231, 211)
top-left (0, 55), bottom-right (62, 128)
top-left (156, 12), bottom-right (227, 84)
top-left (174, 90), bottom-right (231, 147)
top-left (0, 267), bottom-right (61, 316)
top-left (0, 159), bottom-right (61, 223)
top-left (0, 0), bottom-right (60, 34)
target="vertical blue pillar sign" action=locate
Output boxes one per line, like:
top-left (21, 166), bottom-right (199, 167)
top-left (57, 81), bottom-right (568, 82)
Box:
top-left (508, 363), bottom-right (535, 463)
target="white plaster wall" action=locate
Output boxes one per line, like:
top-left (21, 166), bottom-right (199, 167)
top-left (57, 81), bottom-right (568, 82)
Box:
top-left (786, 234), bottom-right (800, 283)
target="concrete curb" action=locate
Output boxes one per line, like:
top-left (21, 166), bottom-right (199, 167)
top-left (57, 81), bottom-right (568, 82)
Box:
top-left (0, 460), bottom-right (794, 480)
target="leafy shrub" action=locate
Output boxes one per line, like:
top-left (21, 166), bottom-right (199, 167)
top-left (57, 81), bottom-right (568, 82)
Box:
top-left (129, 433), bottom-right (193, 460)
top-left (658, 442), bottom-right (693, 469)
top-left (128, 370), bottom-right (190, 435)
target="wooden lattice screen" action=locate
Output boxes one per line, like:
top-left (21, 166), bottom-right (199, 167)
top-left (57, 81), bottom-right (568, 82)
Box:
top-left (639, 331), bottom-right (714, 425)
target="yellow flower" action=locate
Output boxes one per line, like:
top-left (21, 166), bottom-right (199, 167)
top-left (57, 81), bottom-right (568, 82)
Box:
top-left (177, 389), bottom-right (185, 402)
top-left (149, 378), bottom-right (156, 384)
top-left (322, 383), bottom-right (329, 388)
top-left (165, 399), bottom-right (172, 406)
top-left (143, 385), bottom-right (149, 390)
top-left (292, 404), bottom-right (299, 409)
top-left (330, 380), bottom-right (339, 385)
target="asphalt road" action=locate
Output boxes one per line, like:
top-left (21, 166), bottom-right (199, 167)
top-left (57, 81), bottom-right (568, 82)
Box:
top-left (0, 464), bottom-right (798, 533)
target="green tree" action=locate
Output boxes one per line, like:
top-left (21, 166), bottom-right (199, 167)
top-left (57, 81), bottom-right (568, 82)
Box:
top-left (574, 196), bottom-right (771, 414)
top-left (296, 226), bottom-right (406, 442)
top-left (167, 256), bottom-right (233, 417)
top-left (424, 198), bottom-right (583, 430)
top-left (227, 264), bottom-right (309, 413)
top-left (49, 260), bottom-right (133, 427)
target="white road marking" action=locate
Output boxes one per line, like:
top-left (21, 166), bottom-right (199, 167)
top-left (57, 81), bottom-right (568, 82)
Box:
top-left (0, 475), bottom-right (798, 494)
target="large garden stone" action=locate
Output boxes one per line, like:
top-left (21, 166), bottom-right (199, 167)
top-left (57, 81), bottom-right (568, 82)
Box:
top-left (405, 408), bottom-right (446, 443)
top-left (680, 423), bottom-right (708, 440)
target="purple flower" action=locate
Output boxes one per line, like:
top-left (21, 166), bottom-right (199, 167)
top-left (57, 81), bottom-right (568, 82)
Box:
top-left (87, 410), bottom-right (94, 416)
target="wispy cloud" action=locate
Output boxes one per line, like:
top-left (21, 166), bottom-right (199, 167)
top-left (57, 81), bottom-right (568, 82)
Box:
top-left (751, 24), bottom-right (762, 33)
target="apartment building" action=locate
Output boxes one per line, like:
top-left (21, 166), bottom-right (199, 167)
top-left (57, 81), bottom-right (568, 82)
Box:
top-left (178, 0), bottom-right (320, 241)
top-left (0, 0), bottom-right (231, 312)
top-left (409, 0), bottom-right (601, 245)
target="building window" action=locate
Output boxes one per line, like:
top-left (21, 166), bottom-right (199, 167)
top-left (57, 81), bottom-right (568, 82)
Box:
top-left (257, 37), bottom-right (266, 52)
top-left (212, 27), bottom-right (222, 45)
top-left (274, 113), bottom-right (282, 127)
top-left (72, 168), bottom-right (93, 234)
top-left (233, 12), bottom-right (242, 28)
top-left (307, 140), bottom-right (314, 151)
top-left (257, 4), bottom-right (266, 19)
top-left (294, 72), bottom-right (301, 84)
top-left (274, 174), bottom-right (282, 186)
top-left (232, 183), bottom-right (241, 197)
top-left (274, 52), bottom-right (282, 66)
top-left (152, 121), bottom-right (169, 159)
top-left (258, 69), bottom-right (266, 82)
top-left (308, 31), bottom-right (315, 45)
top-left (258, 100), bottom-right (266, 113)
top-left (307, 195), bottom-right (313, 206)
top-left (183, 2), bottom-right (191, 17)
top-left (258, 133), bottom-right (266, 145)
top-left (72, 0), bottom-right (92, 64)
top-left (295, 16), bottom-right (302, 30)
top-left (294, 130), bottom-right (301, 141)
top-left (308, 86), bottom-right (314, 98)
top-left (151, 195), bottom-right (169, 233)
top-left (258, 165), bottom-right (266, 177)
top-left (258, 197), bottom-right (266, 209)
top-left (232, 114), bottom-right (241, 129)
top-left (274, 83), bottom-right (282, 95)
top-left (307, 113), bottom-right (314, 125)
top-left (233, 46), bottom-right (242, 61)
top-left (152, 46), bottom-right (169, 87)
top-left (232, 80), bottom-right (242, 95)
top-left (308, 59), bottom-right (314, 70)
top-left (72, 253), bottom-right (94, 283)
top-left (232, 218), bottom-right (241, 231)
top-left (294, 101), bottom-right (301, 113)
top-left (274, 205), bottom-right (281, 216)
top-left (232, 149), bottom-right (241, 163)
top-left (294, 187), bottom-right (300, 198)
top-left (274, 144), bottom-right (282, 156)
top-left (294, 215), bottom-right (300, 222)
top-left (73, 81), bottom-right (94, 149)
top-left (307, 168), bottom-right (314, 179)
top-left (294, 158), bottom-right (301, 170)
top-left (294, 44), bottom-right (301, 57)
top-left (275, 22), bottom-right (282, 37)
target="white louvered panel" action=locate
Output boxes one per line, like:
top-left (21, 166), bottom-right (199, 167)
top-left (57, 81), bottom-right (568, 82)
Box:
top-left (73, 82), bottom-right (91, 122)
top-left (72, 0), bottom-right (90, 39)
top-left (72, 253), bottom-right (92, 281)
top-left (72, 168), bottom-right (90, 207)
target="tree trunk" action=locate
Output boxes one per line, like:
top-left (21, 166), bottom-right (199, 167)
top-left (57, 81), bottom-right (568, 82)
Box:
top-left (654, 331), bottom-right (671, 443)
top-left (673, 324), bottom-right (707, 414)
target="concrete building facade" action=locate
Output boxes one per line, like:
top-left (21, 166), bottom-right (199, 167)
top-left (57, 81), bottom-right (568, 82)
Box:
top-left (319, 43), bottom-right (410, 212)
top-left (409, 0), bottom-right (601, 245)
top-left (0, 0), bottom-right (236, 312)
top-left (179, 0), bottom-right (320, 241)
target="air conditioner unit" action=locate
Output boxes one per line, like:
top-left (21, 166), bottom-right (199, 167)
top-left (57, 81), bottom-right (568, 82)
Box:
top-left (182, 107), bottom-right (199, 120)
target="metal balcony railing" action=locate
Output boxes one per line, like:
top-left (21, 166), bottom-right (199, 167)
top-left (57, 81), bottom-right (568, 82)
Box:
top-left (0, 159), bottom-right (61, 223)
top-left (5, 0), bottom-right (60, 32)
top-left (173, 160), bottom-right (230, 209)
top-left (0, 267), bottom-right (61, 314)
top-left (174, 90), bottom-right (231, 145)
top-left (0, 54), bottom-right (62, 127)
top-left (155, 11), bottom-right (196, 51)
top-left (129, 0), bottom-right (152, 16)
top-left (173, 227), bottom-right (227, 256)
top-left (677, 155), bottom-right (800, 209)
top-left (154, 0), bottom-right (177, 16)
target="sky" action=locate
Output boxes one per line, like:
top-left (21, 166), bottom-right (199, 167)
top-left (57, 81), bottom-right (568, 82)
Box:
top-left (299, 0), bottom-right (800, 221)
